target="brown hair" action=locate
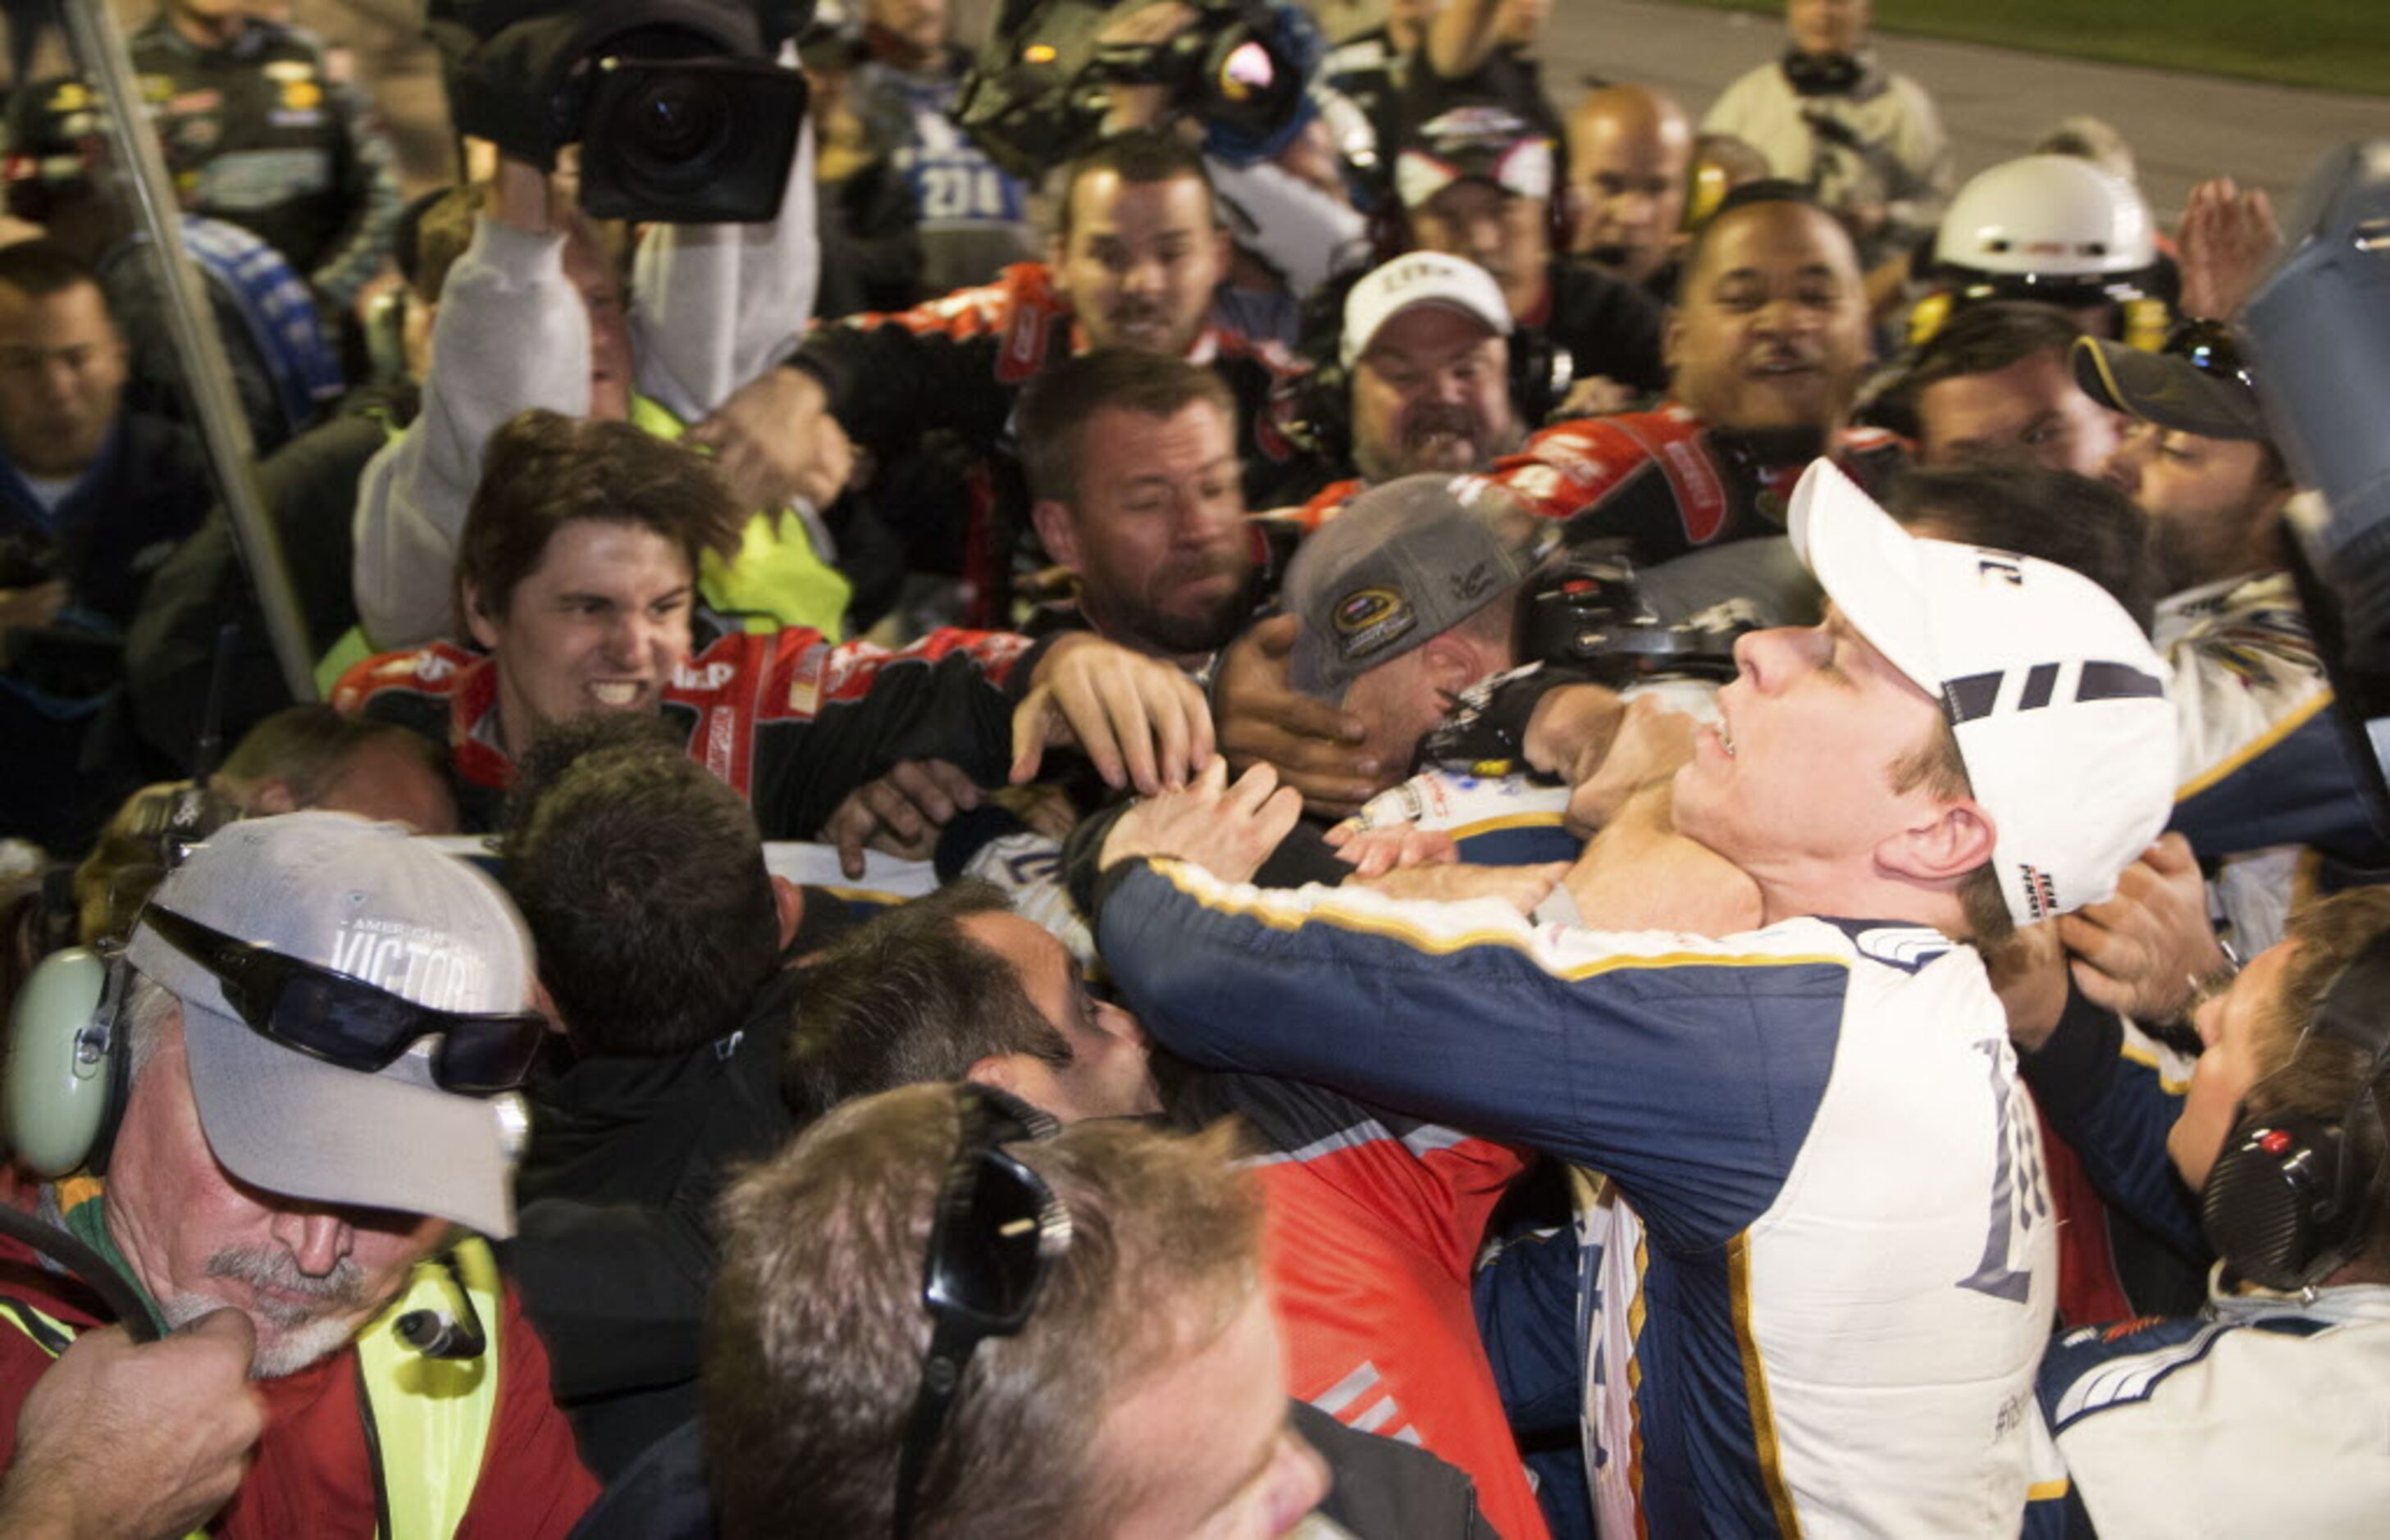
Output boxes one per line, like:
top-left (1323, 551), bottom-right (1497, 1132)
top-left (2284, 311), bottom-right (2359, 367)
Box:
top-left (780, 881), bottom-right (1071, 1125)
top-left (705, 1086), bottom-right (1261, 1539)
top-left (1053, 129), bottom-right (1215, 244)
top-left (1015, 347), bottom-right (1236, 506)
top-left (2246, 886), bottom-right (2390, 1272)
top-left (456, 408), bottom-right (742, 624)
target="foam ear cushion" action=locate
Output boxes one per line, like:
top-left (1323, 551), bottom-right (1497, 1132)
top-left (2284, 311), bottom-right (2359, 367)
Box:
top-left (4, 949), bottom-right (121, 1178)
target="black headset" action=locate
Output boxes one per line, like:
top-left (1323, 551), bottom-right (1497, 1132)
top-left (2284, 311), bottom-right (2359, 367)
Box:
top-left (1275, 266), bottom-right (1571, 467)
top-left (2201, 932), bottom-right (2390, 1293)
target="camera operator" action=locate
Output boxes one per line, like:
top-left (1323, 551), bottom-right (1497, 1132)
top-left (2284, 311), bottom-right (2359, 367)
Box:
top-left (354, 25), bottom-right (851, 653)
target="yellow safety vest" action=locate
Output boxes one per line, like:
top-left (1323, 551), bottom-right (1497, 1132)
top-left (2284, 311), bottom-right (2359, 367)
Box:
top-left (0, 1238), bottom-right (504, 1540)
top-left (631, 394), bottom-right (854, 641)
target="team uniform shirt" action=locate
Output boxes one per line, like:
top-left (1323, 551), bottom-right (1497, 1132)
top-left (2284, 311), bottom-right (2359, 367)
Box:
top-left (0, 1183), bottom-right (598, 1538)
top-left (2160, 570), bottom-right (2390, 954)
top-left (129, 15), bottom-right (400, 308)
top-left (1295, 406), bottom-right (1904, 564)
top-left (331, 625), bottom-right (1033, 835)
top-left (1179, 1071), bottom-right (1550, 1540)
top-left (2033, 1280), bottom-right (2390, 1536)
top-left (1093, 859), bottom-right (2061, 1536)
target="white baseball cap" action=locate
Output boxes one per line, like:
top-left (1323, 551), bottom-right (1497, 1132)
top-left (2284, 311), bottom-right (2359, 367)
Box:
top-left (1788, 460), bottom-right (2178, 927)
top-left (1339, 252), bottom-right (1512, 370)
top-left (125, 812), bottom-right (538, 1237)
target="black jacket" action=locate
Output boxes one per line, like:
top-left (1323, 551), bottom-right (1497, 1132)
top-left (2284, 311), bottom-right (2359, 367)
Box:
top-left (506, 968), bottom-right (801, 1479)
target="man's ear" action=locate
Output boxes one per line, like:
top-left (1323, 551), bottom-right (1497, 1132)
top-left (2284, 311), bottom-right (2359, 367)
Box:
top-left (1031, 498), bottom-right (1081, 572)
top-left (248, 781), bottom-right (300, 816)
top-left (1417, 631), bottom-right (1490, 695)
top-left (461, 577), bottom-right (502, 652)
top-left (966, 1055), bottom-right (1026, 1096)
top-left (769, 875), bottom-right (805, 952)
top-left (1876, 797), bottom-right (1997, 887)
top-left (1661, 304), bottom-right (1682, 377)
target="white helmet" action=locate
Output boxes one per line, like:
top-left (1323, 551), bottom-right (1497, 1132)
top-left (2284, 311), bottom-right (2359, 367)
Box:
top-left (1936, 154), bottom-right (2158, 287)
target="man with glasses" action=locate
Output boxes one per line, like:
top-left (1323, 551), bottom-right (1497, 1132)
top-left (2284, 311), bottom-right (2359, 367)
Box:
top-left (705, 1082), bottom-right (1330, 1539)
top-left (0, 812), bottom-right (597, 1536)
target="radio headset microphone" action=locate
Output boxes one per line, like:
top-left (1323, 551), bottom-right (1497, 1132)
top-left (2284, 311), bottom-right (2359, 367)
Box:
top-left (394, 1252), bottom-right (490, 1360)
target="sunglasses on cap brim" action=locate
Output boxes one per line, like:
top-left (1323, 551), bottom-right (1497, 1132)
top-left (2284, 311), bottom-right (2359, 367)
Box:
top-left (892, 1084), bottom-right (1072, 1540)
top-left (140, 905), bottom-right (546, 1097)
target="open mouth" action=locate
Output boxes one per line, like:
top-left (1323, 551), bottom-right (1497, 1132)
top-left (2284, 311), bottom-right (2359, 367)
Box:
top-left (588, 681), bottom-right (645, 708)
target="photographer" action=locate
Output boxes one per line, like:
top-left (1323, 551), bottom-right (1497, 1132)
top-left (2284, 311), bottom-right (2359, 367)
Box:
top-left (355, 7), bottom-right (850, 653)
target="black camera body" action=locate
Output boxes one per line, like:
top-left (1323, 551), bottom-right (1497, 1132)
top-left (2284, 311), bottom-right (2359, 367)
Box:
top-left (955, 0), bottom-right (1311, 184)
top-left (1521, 554), bottom-right (1756, 689)
top-left (426, 0), bottom-right (809, 223)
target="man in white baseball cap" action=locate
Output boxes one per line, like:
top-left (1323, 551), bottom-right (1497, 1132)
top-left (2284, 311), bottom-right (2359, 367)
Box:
top-left (1084, 457), bottom-right (2178, 1534)
top-left (0, 811), bottom-right (595, 1536)
top-left (1339, 251), bottom-right (1526, 487)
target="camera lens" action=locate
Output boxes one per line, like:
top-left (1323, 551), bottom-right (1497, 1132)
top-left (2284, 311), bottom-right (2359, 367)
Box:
top-left (627, 75), bottom-right (729, 171)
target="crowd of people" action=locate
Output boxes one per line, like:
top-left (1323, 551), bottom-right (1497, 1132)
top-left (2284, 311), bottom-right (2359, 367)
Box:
top-left (0, 0), bottom-right (2385, 1535)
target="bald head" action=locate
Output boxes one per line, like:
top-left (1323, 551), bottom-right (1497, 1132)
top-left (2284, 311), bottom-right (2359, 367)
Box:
top-left (1566, 85), bottom-right (1693, 285)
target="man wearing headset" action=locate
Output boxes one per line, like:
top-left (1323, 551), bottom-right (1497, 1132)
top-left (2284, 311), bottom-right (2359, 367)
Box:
top-left (1282, 251), bottom-right (1529, 526)
top-left (2015, 884), bottom-right (2390, 1533)
top-left (0, 813), bottom-right (596, 1537)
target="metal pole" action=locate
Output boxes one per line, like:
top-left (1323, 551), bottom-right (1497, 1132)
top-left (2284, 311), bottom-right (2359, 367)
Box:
top-left (60, 0), bottom-right (319, 702)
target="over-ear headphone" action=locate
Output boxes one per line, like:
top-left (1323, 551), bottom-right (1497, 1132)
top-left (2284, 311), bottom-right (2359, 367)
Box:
top-left (2201, 932), bottom-right (2390, 1292)
top-left (4, 943), bottom-right (134, 1178)
top-left (1275, 266), bottom-right (1571, 467)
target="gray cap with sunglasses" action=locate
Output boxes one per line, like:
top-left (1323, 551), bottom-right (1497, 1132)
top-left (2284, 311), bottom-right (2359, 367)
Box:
top-left (124, 811), bottom-right (540, 1238)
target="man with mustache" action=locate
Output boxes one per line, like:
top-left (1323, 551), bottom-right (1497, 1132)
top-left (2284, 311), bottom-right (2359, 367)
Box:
top-left (0, 813), bottom-right (597, 1536)
top-left (1283, 252), bottom-right (1529, 526)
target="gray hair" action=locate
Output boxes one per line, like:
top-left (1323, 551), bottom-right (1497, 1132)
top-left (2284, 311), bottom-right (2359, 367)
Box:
top-left (121, 970), bottom-right (180, 1082)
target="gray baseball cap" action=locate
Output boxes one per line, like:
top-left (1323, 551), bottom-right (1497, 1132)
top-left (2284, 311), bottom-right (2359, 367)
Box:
top-left (1285, 473), bottom-right (1559, 704)
top-left (123, 812), bottom-right (538, 1238)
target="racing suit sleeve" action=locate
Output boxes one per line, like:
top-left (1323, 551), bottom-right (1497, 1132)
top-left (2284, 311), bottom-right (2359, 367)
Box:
top-left (2016, 982), bottom-right (2207, 1264)
top-left (746, 626), bottom-right (1038, 841)
top-left (307, 64), bottom-right (404, 310)
top-left (785, 281), bottom-right (1024, 460)
top-left (350, 215), bottom-right (591, 649)
top-left (1091, 857), bottom-right (1850, 1250)
top-left (2165, 597), bottom-right (2383, 861)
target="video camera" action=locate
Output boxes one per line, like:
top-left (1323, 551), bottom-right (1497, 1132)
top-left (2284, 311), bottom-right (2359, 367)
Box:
top-left (426, 0), bottom-right (809, 223)
top-left (954, 0), bottom-right (1317, 184)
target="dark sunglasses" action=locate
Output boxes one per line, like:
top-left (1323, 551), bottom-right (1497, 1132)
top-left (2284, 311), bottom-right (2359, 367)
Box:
top-left (892, 1086), bottom-right (1072, 1540)
top-left (2164, 317), bottom-right (2255, 391)
top-left (141, 905), bottom-right (547, 1096)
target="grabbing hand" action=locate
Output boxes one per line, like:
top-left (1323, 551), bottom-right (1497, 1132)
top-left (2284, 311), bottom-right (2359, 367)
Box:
top-left (1099, 757), bottom-right (1303, 884)
top-left (1326, 820), bottom-right (1460, 879)
top-left (1562, 696), bottom-right (1696, 835)
top-left (1012, 634), bottom-right (1213, 794)
top-left (1215, 614), bottom-right (1383, 816)
top-left (0, 1310), bottom-right (264, 1540)
top-left (0, 580), bottom-right (70, 635)
top-left (688, 367), bottom-right (855, 513)
top-left (1986, 919), bottom-right (2072, 1054)
top-left (2059, 834), bottom-right (2228, 1023)
top-left (821, 759), bottom-right (984, 879)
